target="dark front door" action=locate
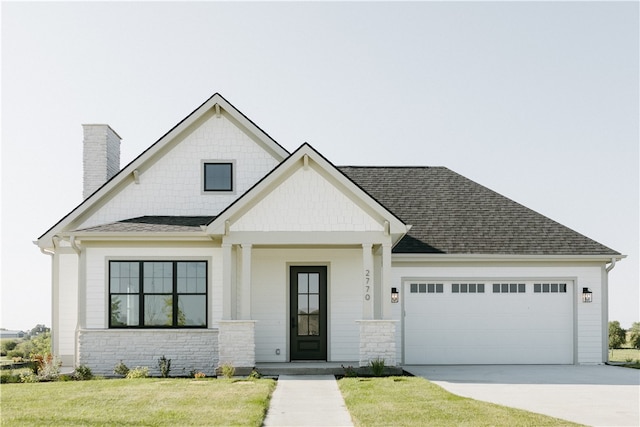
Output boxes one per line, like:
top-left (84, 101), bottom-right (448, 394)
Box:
top-left (290, 266), bottom-right (327, 360)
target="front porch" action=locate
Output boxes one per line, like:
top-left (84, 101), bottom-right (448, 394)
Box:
top-left (255, 361), bottom-right (404, 376)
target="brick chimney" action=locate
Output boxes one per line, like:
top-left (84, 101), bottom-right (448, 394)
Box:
top-left (82, 124), bottom-right (122, 199)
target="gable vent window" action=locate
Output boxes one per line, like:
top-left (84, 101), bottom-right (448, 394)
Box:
top-left (203, 162), bottom-right (233, 192)
top-left (109, 261), bottom-right (207, 328)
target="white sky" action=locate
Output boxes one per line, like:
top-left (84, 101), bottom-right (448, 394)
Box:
top-left (1, 1), bottom-right (638, 330)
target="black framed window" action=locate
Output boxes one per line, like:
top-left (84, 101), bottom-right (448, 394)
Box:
top-left (204, 162), bottom-right (233, 191)
top-left (110, 261), bottom-right (207, 328)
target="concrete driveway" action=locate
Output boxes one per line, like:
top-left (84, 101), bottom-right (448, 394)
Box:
top-left (403, 365), bottom-right (639, 427)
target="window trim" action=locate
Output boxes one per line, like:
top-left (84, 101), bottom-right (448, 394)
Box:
top-left (109, 260), bottom-right (208, 329)
top-left (202, 160), bottom-right (235, 194)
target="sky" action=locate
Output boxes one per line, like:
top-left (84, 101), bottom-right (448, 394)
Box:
top-left (1, 1), bottom-right (638, 330)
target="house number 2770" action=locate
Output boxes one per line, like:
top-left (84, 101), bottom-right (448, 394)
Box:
top-left (364, 270), bottom-right (371, 301)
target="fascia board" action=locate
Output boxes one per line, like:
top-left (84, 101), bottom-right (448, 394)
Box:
top-left (37, 93), bottom-right (289, 247)
top-left (391, 253), bottom-right (627, 263)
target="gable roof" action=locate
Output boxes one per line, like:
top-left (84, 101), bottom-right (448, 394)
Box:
top-left (339, 166), bottom-right (620, 256)
top-left (76, 216), bottom-right (215, 233)
top-left (206, 143), bottom-right (409, 242)
top-left (36, 93), bottom-right (289, 247)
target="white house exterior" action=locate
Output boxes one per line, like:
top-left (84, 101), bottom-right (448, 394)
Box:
top-left (36, 93), bottom-right (623, 376)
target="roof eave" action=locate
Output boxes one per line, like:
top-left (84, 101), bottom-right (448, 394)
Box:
top-left (391, 253), bottom-right (626, 263)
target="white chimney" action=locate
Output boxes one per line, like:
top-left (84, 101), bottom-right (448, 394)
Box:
top-left (82, 124), bottom-right (122, 199)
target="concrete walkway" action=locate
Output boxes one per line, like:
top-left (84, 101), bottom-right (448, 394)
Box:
top-left (405, 365), bottom-right (640, 427)
top-left (263, 375), bottom-right (353, 427)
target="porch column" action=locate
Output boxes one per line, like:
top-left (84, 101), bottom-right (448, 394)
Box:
top-left (240, 244), bottom-right (252, 319)
top-left (362, 243), bottom-right (374, 319)
top-left (381, 243), bottom-right (392, 319)
top-left (222, 243), bottom-right (232, 320)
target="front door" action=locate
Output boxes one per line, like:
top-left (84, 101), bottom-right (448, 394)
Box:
top-left (290, 266), bottom-right (327, 360)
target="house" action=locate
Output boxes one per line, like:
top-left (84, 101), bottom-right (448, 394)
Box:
top-left (36, 93), bottom-right (623, 375)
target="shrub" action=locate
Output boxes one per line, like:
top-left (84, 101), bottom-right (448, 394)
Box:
top-left (114, 361), bottom-right (130, 377)
top-left (73, 364), bottom-right (93, 381)
top-left (34, 354), bottom-right (61, 382)
top-left (157, 355), bottom-right (171, 378)
top-left (220, 363), bottom-right (235, 378)
top-left (369, 358), bottom-right (386, 377)
top-left (1, 339), bottom-right (19, 356)
top-left (194, 371), bottom-right (206, 379)
top-left (342, 364), bottom-right (357, 377)
top-left (126, 366), bottom-right (149, 379)
top-left (20, 370), bottom-right (38, 383)
top-left (248, 368), bottom-right (262, 380)
top-left (0, 371), bottom-right (21, 383)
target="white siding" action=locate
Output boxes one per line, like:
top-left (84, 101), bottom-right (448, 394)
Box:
top-left (231, 167), bottom-right (383, 232)
top-left (55, 252), bottom-right (78, 364)
top-left (77, 112), bottom-right (280, 229)
top-left (251, 248), bottom-right (362, 363)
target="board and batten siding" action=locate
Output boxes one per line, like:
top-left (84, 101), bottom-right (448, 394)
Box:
top-left (251, 248), bottom-right (363, 363)
top-left (392, 261), bottom-right (606, 364)
top-left (76, 112), bottom-right (280, 230)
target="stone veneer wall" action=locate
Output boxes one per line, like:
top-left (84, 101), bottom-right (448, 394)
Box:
top-left (78, 329), bottom-right (218, 377)
top-left (218, 320), bottom-right (256, 368)
top-left (357, 320), bottom-right (397, 367)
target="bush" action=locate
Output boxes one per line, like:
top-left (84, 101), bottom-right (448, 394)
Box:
top-left (114, 361), bottom-right (130, 377)
top-left (220, 363), bottom-right (235, 378)
top-left (157, 355), bottom-right (171, 378)
top-left (126, 367), bottom-right (149, 379)
top-left (33, 354), bottom-right (61, 382)
top-left (73, 365), bottom-right (93, 381)
top-left (369, 358), bottom-right (386, 377)
top-left (194, 371), bottom-right (206, 379)
top-left (0, 371), bottom-right (21, 383)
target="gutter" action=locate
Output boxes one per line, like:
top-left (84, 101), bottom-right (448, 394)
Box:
top-left (606, 257), bottom-right (617, 273)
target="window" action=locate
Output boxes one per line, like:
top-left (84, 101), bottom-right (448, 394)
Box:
top-left (410, 283), bottom-right (443, 293)
top-left (204, 162), bottom-right (233, 192)
top-left (110, 261), bottom-right (207, 328)
top-left (493, 283), bottom-right (526, 293)
top-left (452, 283), bottom-right (485, 293)
top-left (534, 283), bottom-right (567, 293)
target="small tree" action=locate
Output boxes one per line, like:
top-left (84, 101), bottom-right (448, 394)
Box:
top-left (629, 322), bottom-right (640, 349)
top-left (609, 321), bottom-right (626, 349)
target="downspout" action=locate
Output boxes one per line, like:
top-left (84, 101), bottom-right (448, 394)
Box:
top-left (603, 257), bottom-right (618, 363)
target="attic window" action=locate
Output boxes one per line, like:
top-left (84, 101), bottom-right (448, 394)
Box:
top-left (203, 161), bottom-right (234, 192)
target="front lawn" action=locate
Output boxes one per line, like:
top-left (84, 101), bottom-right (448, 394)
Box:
top-left (609, 347), bottom-right (640, 367)
top-left (339, 376), bottom-right (582, 427)
top-left (1, 378), bottom-right (275, 426)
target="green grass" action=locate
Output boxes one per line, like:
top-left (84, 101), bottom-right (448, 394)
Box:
top-left (609, 347), bottom-right (640, 362)
top-left (339, 376), bottom-right (582, 427)
top-left (1, 378), bottom-right (275, 426)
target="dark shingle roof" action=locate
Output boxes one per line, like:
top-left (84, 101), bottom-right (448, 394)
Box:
top-left (339, 166), bottom-right (619, 256)
top-left (76, 216), bottom-right (215, 233)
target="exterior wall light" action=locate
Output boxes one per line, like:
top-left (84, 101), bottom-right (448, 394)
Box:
top-left (582, 287), bottom-right (593, 303)
top-left (391, 287), bottom-right (399, 303)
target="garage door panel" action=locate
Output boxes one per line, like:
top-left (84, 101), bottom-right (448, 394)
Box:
top-left (403, 281), bottom-right (573, 364)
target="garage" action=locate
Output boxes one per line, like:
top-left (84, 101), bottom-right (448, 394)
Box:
top-left (403, 280), bottom-right (574, 364)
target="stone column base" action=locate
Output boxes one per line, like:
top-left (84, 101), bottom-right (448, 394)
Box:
top-left (356, 320), bottom-right (398, 367)
top-left (217, 320), bottom-right (256, 372)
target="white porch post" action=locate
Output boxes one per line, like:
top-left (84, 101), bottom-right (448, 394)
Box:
top-left (381, 243), bottom-right (392, 320)
top-left (222, 243), bottom-right (232, 320)
top-left (362, 243), bottom-right (374, 320)
top-left (240, 244), bottom-right (252, 320)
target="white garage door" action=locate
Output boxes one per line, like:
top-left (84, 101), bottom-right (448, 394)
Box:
top-left (403, 281), bottom-right (574, 364)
